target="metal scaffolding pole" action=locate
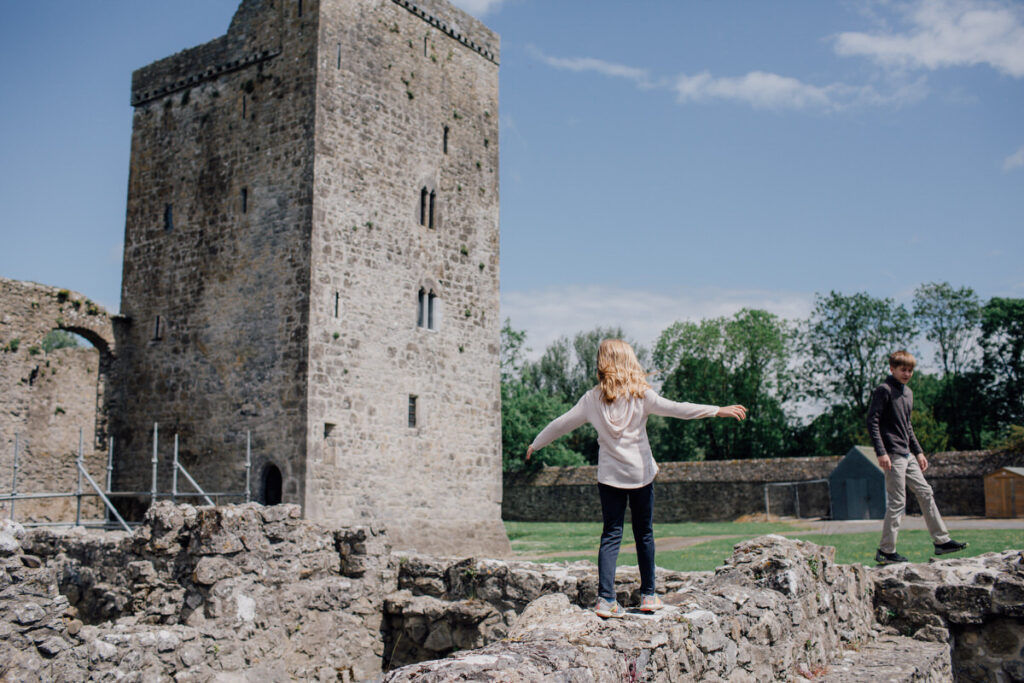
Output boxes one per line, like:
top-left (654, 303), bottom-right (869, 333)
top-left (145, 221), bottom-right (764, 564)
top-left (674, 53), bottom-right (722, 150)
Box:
top-left (75, 428), bottom-right (83, 526)
top-left (172, 434), bottom-right (179, 503)
top-left (245, 431), bottom-right (252, 504)
top-left (10, 434), bottom-right (19, 520)
top-left (151, 423), bottom-right (159, 507)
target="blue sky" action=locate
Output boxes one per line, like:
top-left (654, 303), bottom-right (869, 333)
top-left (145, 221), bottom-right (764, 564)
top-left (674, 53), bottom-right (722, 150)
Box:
top-left (1, 0), bottom-right (1022, 361)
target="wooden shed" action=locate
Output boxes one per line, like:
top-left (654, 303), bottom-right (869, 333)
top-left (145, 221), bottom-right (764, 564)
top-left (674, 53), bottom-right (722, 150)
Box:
top-left (828, 446), bottom-right (887, 520)
top-left (984, 467), bottom-right (1024, 518)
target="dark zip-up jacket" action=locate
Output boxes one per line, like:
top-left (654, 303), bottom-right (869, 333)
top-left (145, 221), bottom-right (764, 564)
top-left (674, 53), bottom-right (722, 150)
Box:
top-left (866, 375), bottom-right (923, 458)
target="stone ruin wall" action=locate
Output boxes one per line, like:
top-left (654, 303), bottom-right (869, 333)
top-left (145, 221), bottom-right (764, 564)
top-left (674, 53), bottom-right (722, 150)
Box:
top-left (305, 0), bottom-right (504, 555)
top-left (2, 501), bottom-right (1021, 681)
top-left (113, 0), bottom-right (317, 514)
top-left (0, 277), bottom-right (115, 522)
top-left (504, 451), bottom-right (1024, 523)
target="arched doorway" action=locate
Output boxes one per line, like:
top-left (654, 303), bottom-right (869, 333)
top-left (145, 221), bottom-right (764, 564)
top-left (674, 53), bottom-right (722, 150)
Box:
top-left (262, 464), bottom-right (282, 505)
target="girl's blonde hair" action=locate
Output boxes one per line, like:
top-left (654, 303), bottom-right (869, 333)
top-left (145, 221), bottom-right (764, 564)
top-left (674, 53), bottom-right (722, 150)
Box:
top-left (597, 339), bottom-right (651, 403)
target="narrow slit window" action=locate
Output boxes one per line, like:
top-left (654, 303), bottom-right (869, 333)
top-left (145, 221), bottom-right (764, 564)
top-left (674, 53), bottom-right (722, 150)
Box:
top-left (408, 395), bottom-right (418, 428)
top-left (242, 95), bottom-right (247, 119)
top-left (427, 291), bottom-right (437, 329)
top-left (163, 204), bottom-right (173, 233)
top-left (417, 288), bottom-right (426, 327)
top-left (153, 315), bottom-right (162, 341)
top-left (334, 292), bottom-right (340, 318)
top-left (337, 43), bottom-right (342, 69)
top-left (419, 187), bottom-right (428, 226)
top-left (428, 191), bottom-right (436, 229)
top-left (297, 0), bottom-right (303, 18)
top-left (241, 187), bottom-right (248, 213)
top-left (424, 37), bottom-right (428, 57)
top-left (443, 126), bottom-right (449, 154)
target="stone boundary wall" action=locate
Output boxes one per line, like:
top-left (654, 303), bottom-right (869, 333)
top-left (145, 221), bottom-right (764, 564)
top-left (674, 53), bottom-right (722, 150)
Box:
top-left (503, 450), bottom-right (1024, 522)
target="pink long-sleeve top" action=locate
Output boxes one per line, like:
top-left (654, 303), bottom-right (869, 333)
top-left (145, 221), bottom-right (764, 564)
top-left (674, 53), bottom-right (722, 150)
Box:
top-left (529, 387), bottom-right (719, 488)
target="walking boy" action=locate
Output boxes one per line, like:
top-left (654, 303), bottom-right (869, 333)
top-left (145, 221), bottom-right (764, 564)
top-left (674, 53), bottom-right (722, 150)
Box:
top-left (868, 350), bottom-right (966, 564)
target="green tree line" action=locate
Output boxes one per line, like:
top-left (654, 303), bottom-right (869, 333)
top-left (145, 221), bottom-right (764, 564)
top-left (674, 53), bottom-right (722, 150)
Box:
top-left (502, 283), bottom-right (1024, 471)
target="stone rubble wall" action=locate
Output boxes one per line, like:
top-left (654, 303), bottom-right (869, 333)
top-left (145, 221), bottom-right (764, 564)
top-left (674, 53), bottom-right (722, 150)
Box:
top-left (384, 535), bottom-right (887, 681)
top-left (383, 554), bottom-right (712, 669)
top-left (873, 549), bottom-right (1024, 682)
top-left (2, 501), bottom-right (1021, 681)
top-left (0, 502), bottom-right (395, 682)
top-left (504, 451), bottom-right (1024, 522)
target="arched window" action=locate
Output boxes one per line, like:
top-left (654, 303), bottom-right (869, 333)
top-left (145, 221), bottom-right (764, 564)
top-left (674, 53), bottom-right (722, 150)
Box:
top-left (428, 191), bottom-right (436, 229)
top-left (443, 126), bottom-right (449, 154)
top-left (419, 187), bottom-right (428, 226)
top-left (417, 288), bottom-right (426, 327)
top-left (428, 291), bottom-right (437, 329)
top-left (263, 464), bottom-right (282, 505)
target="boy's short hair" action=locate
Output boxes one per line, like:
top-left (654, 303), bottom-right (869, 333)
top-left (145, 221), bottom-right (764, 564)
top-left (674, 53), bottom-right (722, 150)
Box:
top-left (889, 349), bottom-right (916, 370)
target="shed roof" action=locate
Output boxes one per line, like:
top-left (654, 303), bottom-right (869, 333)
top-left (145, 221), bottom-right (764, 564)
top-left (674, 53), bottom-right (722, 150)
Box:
top-left (986, 466), bottom-right (1024, 478)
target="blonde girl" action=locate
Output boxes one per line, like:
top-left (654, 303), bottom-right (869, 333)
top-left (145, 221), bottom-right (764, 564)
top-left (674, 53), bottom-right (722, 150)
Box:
top-left (527, 339), bottom-right (746, 617)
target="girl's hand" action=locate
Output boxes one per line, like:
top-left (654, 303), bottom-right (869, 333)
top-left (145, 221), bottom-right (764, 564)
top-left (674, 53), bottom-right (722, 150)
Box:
top-left (526, 445), bottom-right (534, 462)
top-left (717, 405), bottom-right (747, 421)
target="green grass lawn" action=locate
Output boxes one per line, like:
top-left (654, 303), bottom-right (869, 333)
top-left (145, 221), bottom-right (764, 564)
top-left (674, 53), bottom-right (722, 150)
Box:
top-left (506, 521), bottom-right (1024, 572)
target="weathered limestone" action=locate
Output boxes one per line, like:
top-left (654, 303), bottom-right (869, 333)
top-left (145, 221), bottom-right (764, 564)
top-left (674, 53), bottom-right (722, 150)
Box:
top-left (384, 535), bottom-right (881, 681)
top-left (112, 0), bottom-right (507, 557)
top-left (1, 502), bottom-right (394, 681)
top-left (0, 277), bottom-right (115, 522)
top-left (873, 549), bottom-right (1024, 682)
top-left (3, 503), bottom-right (1020, 681)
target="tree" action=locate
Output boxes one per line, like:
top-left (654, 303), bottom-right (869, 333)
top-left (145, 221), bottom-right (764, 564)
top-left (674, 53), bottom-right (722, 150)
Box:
top-left (912, 282), bottom-right (981, 377)
top-left (652, 309), bottom-right (794, 460)
top-left (980, 297), bottom-right (1024, 429)
top-left (911, 283), bottom-right (986, 450)
top-left (41, 329), bottom-right (81, 353)
top-left (803, 291), bottom-right (916, 414)
top-left (499, 321), bottom-right (587, 470)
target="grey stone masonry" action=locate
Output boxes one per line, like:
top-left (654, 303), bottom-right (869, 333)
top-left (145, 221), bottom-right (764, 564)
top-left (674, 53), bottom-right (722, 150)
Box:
top-left (0, 277), bottom-right (115, 522)
top-left (114, 0), bottom-right (507, 556)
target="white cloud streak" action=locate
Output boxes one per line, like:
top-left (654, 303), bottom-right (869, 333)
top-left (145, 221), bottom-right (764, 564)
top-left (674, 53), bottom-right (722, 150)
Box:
top-left (833, 0), bottom-right (1024, 77)
top-left (532, 49), bottom-right (655, 88)
top-left (533, 46), bottom-right (925, 111)
top-left (1003, 144), bottom-right (1024, 170)
top-left (501, 285), bottom-right (814, 360)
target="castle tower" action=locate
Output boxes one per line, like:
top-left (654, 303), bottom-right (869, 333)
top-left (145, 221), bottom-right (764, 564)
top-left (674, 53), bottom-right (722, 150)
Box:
top-left (113, 0), bottom-right (507, 555)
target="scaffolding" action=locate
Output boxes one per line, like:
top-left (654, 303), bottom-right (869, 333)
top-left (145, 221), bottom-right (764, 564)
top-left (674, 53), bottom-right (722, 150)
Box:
top-left (2, 423), bottom-right (252, 531)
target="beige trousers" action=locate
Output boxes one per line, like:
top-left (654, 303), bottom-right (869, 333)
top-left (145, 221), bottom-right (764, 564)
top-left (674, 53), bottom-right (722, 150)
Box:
top-left (879, 453), bottom-right (951, 553)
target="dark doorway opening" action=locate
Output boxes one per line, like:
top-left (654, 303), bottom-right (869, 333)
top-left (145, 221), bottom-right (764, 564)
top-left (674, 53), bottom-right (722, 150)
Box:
top-left (263, 464), bottom-right (283, 505)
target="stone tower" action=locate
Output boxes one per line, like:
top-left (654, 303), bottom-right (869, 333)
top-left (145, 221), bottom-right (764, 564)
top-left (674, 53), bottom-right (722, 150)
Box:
top-left (113, 0), bottom-right (507, 555)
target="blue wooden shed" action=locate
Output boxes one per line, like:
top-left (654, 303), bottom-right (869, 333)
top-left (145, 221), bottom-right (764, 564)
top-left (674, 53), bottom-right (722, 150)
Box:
top-left (829, 446), bottom-right (887, 520)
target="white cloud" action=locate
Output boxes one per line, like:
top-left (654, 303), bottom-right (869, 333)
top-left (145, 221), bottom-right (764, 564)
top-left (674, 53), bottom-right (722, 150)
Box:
top-left (530, 47), bottom-right (655, 88)
top-left (673, 70), bottom-right (927, 110)
top-left (833, 0), bottom-right (1024, 77)
top-left (501, 285), bottom-right (814, 360)
top-left (534, 47), bottom-right (925, 111)
top-left (1003, 144), bottom-right (1024, 170)
top-left (449, 0), bottom-right (507, 18)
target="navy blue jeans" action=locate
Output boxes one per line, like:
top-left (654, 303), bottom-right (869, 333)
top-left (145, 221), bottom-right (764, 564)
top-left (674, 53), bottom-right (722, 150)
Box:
top-left (597, 482), bottom-right (656, 601)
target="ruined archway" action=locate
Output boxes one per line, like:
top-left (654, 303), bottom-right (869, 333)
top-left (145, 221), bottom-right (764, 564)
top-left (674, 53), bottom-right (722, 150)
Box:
top-left (0, 277), bottom-right (117, 522)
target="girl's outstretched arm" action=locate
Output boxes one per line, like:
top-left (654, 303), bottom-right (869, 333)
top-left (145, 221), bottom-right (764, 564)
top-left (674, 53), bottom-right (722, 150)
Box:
top-left (526, 394), bottom-right (589, 460)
